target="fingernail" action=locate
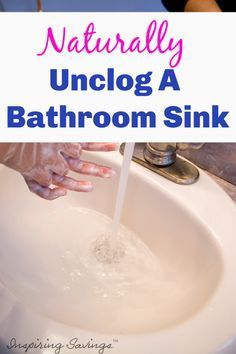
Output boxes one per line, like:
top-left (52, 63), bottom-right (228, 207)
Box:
top-left (105, 143), bottom-right (118, 151)
top-left (57, 188), bottom-right (67, 197)
top-left (103, 169), bottom-right (116, 178)
top-left (113, 143), bottom-right (119, 151)
top-left (80, 182), bottom-right (93, 191)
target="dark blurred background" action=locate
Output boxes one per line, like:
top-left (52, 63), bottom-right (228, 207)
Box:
top-left (0, 0), bottom-right (166, 11)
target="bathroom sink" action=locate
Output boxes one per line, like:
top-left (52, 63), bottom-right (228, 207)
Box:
top-left (0, 150), bottom-right (235, 354)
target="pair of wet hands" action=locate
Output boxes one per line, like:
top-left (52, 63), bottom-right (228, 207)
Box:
top-left (0, 143), bottom-right (117, 200)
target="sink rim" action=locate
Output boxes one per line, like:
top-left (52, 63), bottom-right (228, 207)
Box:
top-left (72, 151), bottom-right (236, 352)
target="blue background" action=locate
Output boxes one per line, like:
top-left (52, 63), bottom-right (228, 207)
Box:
top-left (0, 0), bottom-right (166, 12)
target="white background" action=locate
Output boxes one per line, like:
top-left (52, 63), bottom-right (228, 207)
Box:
top-left (0, 13), bottom-right (235, 142)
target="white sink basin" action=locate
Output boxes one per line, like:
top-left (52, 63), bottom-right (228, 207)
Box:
top-left (0, 151), bottom-right (236, 354)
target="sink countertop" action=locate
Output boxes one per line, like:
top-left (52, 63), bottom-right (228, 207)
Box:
top-left (179, 143), bottom-right (236, 203)
top-left (207, 171), bottom-right (236, 204)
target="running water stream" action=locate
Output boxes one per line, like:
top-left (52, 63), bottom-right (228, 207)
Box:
top-left (111, 143), bottom-right (135, 237)
top-left (93, 143), bottom-right (135, 263)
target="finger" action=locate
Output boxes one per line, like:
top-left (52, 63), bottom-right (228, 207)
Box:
top-left (61, 143), bottom-right (82, 159)
top-left (52, 174), bottom-right (93, 192)
top-left (81, 143), bottom-right (118, 152)
top-left (24, 178), bottom-right (67, 200)
top-left (51, 155), bottom-right (69, 176)
top-left (66, 158), bottom-right (116, 178)
top-left (23, 168), bottom-right (53, 187)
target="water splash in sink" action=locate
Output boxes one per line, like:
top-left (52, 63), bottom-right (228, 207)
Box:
top-left (61, 208), bottom-right (161, 299)
top-left (55, 207), bottom-right (165, 332)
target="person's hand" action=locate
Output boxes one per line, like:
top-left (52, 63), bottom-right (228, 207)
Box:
top-left (0, 143), bottom-right (117, 200)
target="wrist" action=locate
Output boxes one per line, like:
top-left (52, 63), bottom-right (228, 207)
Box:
top-left (0, 143), bottom-right (12, 163)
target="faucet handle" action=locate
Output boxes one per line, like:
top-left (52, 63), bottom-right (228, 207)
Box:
top-left (144, 143), bottom-right (204, 167)
top-left (144, 143), bottom-right (177, 166)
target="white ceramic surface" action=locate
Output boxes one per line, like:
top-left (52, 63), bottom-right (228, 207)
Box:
top-left (0, 151), bottom-right (236, 354)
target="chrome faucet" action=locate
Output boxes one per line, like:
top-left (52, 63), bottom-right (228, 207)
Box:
top-left (120, 143), bottom-right (204, 185)
top-left (144, 143), bottom-right (204, 167)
